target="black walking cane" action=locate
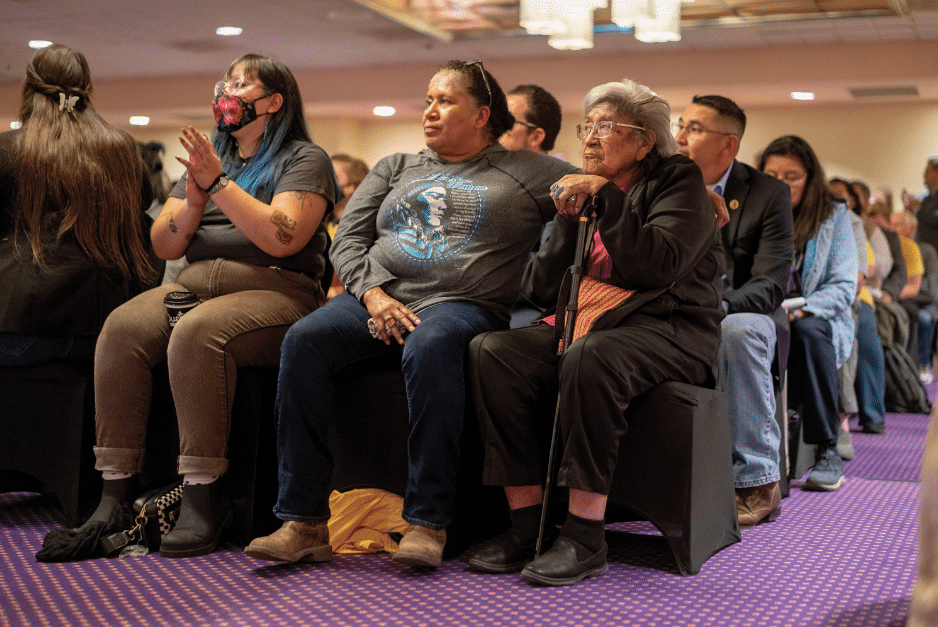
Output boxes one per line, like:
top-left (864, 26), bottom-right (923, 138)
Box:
top-left (535, 196), bottom-right (598, 557)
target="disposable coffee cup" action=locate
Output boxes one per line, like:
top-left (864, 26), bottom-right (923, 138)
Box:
top-left (164, 290), bottom-right (200, 327)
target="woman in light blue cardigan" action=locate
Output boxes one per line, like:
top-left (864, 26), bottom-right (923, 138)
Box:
top-left (760, 135), bottom-right (858, 493)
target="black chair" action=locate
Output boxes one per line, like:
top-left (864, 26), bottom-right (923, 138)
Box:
top-left (0, 362), bottom-right (99, 527)
top-left (606, 381), bottom-right (740, 576)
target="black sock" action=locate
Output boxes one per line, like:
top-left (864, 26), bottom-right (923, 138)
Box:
top-left (509, 504), bottom-right (543, 545)
top-left (560, 513), bottom-right (606, 555)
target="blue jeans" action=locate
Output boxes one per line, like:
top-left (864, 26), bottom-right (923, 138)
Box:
top-left (918, 308), bottom-right (936, 368)
top-left (717, 313), bottom-right (779, 488)
top-left (272, 292), bottom-right (505, 529)
top-left (789, 315), bottom-right (839, 447)
top-left (855, 300), bottom-right (886, 427)
top-left (0, 333), bottom-right (95, 367)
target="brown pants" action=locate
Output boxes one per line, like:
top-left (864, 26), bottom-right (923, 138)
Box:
top-left (93, 259), bottom-right (322, 477)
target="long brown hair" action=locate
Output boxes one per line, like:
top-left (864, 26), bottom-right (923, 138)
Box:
top-left (14, 44), bottom-right (152, 281)
top-left (759, 135), bottom-right (833, 251)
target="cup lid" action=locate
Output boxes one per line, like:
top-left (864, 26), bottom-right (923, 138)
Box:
top-left (164, 290), bottom-right (199, 305)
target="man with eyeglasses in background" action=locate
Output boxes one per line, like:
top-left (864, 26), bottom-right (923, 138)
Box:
top-left (500, 84), bottom-right (562, 154)
top-left (675, 95), bottom-right (794, 527)
top-left (500, 84), bottom-right (568, 327)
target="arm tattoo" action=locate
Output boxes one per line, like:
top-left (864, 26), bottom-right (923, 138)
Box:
top-left (270, 210), bottom-right (297, 231)
top-left (168, 215), bottom-right (178, 234)
top-left (271, 209), bottom-right (297, 245)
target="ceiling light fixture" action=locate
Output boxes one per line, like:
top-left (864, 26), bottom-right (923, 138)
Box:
top-left (519, 0), bottom-right (566, 35)
top-left (611, 0), bottom-right (650, 28)
top-left (28, 40), bottom-right (52, 49)
top-left (129, 116), bottom-right (150, 126)
top-left (373, 106), bottom-right (396, 117)
top-left (634, 0), bottom-right (681, 43)
top-left (215, 26), bottom-right (243, 36)
top-left (548, 1), bottom-right (606, 51)
top-left (520, 0), bottom-right (681, 49)
top-left (790, 91), bottom-right (815, 101)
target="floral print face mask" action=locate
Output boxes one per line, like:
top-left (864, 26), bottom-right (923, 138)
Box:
top-left (212, 90), bottom-right (266, 133)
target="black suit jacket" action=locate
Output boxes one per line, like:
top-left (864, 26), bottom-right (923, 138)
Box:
top-left (720, 160), bottom-right (794, 378)
top-left (721, 160), bottom-right (793, 314)
top-left (916, 190), bottom-right (938, 254)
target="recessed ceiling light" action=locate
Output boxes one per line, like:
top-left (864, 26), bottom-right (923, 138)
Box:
top-left (791, 91), bottom-right (815, 101)
top-left (10, 121), bottom-right (22, 130)
top-left (373, 106), bottom-right (396, 117)
top-left (215, 26), bottom-right (243, 36)
top-left (28, 40), bottom-right (52, 49)
top-left (129, 116), bottom-right (150, 126)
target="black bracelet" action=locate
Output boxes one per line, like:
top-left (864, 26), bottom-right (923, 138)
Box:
top-left (201, 173), bottom-right (225, 194)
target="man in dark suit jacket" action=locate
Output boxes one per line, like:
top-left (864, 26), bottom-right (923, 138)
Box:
top-left (908, 156), bottom-right (938, 253)
top-left (676, 95), bottom-right (794, 526)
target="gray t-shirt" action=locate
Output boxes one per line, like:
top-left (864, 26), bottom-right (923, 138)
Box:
top-left (331, 144), bottom-right (578, 320)
top-left (170, 140), bottom-right (339, 279)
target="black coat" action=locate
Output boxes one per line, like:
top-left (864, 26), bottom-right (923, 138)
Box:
top-left (522, 151), bottom-right (724, 369)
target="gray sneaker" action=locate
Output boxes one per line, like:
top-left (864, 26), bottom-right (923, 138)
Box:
top-left (804, 445), bottom-right (846, 491)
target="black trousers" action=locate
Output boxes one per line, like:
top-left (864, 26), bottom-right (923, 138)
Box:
top-left (469, 318), bottom-right (710, 496)
top-left (788, 315), bottom-right (839, 447)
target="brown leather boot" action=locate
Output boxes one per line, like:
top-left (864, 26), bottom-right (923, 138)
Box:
top-left (244, 521), bottom-right (332, 563)
top-left (392, 524), bottom-right (447, 568)
top-left (736, 481), bottom-right (782, 526)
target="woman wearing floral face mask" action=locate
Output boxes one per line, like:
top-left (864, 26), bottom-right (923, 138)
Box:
top-left (37, 54), bottom-right (340, 562)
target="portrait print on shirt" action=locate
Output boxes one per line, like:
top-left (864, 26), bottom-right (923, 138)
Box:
top-left (388, 175), bottom-right (487, 262)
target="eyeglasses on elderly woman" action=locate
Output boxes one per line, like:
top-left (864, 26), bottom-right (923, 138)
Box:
top-left (576, 121), bottom-right (644, 141)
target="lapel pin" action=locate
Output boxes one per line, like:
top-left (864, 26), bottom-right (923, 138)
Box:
top-left (729, 200), bottom-right (739, 210)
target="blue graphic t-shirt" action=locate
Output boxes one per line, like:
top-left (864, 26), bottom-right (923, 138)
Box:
top-left (331, 144), bottom-right (578, 320)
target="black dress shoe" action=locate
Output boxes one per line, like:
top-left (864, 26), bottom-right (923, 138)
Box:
top-left (469, 531), bottom-right (538, 574)
top-left (860, 421), bottom-right (885, 435)
top-left (520, 536), bottom-right (607, 586)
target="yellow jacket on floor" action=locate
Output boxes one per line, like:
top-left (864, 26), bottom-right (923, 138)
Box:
top-left (328, 489), bottom-right (408, 554)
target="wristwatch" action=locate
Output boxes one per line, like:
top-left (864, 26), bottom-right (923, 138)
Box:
top-left (208, 174), bottom-right (230, 196)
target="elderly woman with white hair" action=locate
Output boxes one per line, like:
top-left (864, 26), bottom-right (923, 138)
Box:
top-left (468, 78), bottom-right (724, 586)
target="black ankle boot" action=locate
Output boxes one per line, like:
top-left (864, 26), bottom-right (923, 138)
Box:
top-left (159, 482), bottom-right (232, 558)
top-left (83, 477), bottom-right (135, 529)
top-left (36, 478), bottom-right (136, 563)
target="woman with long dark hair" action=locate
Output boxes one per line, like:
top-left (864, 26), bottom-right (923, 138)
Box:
top-left (0, 44), bottom-right (157, 367)
top-left (38, 53), bottom-right (340, 561)
top-left (759, 135), bottom-right (857, 492)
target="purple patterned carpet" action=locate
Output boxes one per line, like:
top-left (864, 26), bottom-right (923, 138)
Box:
top-left (0, 410), bottom-right (927, 627)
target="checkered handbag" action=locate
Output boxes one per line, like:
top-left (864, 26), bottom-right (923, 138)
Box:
top-left (100, 479), bottom-right (185, 557)
top-left (140, 481), bottom-right (185, 543)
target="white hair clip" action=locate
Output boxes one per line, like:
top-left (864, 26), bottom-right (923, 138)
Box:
top-left (58, 92), bottom-right (79, 112)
